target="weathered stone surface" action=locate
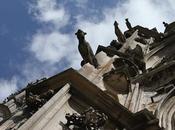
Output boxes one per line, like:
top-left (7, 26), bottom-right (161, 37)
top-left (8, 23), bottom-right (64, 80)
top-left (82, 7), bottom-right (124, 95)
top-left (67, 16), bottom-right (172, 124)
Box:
top-left (2, 20), bottom-right (175, 130)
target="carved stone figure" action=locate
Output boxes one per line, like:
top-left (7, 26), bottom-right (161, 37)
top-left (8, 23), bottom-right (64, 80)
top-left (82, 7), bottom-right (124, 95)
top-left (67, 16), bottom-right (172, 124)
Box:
top-left (103, 68), bottom-right (130, 94)
top-left (75, 29), bottom-right (98, 68)
top-left (125, 18), bottom-right (132, 30)
top-left (163, 22), bottom-right (168, 27)
top-left (110, 40), bottom-right (122, 50)
top-left (125, 45), bottom-right (146, 72)
top-left (135, 37), bottom-right (148, 45)
top-left (113, 58), bottom-right (139, 77)
top-left (132, 44), bottom-right (144, 60)
top-left (61, 107), bottom-right (108, 130)
top-left (114, 21), bottom-right (126, 43)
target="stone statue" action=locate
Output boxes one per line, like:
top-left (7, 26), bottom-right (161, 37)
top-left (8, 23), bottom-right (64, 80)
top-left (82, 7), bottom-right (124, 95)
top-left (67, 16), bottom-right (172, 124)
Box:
top-left (75, 29), bottom-right (98, 68)
top-left (110, 40), bottom-right (122, 50)
top-left (125, 18), bottom-right (132, 30)
top-left (114, 21), bottom-right (126, 43)
top-left (163, 22), bottom-right (168, 27)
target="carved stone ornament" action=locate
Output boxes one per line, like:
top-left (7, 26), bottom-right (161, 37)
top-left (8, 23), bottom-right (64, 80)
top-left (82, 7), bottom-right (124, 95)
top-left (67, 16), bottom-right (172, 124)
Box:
top-left (60, 107), bottom-right (108, 130)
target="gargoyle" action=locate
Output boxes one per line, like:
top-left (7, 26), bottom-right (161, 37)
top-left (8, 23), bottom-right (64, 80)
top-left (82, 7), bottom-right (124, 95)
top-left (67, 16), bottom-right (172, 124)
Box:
top-left (75, 29), bottom-right (98, 68)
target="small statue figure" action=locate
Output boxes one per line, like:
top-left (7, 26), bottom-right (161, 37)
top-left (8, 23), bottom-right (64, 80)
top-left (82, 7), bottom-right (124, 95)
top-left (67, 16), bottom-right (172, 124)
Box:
top-left (75, 29), bottom-right (98, 68)
top-left (125, 18), bottom-right (132, 30)
top-left (114, 21), bottom-right (126, 43)
top-left (163, 21), bottom-right (168, 27)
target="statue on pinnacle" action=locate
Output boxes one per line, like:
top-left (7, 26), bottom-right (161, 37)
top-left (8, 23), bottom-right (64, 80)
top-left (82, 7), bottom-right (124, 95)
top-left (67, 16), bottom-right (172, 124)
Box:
top-left (114, 21), bottom-right (126, 43)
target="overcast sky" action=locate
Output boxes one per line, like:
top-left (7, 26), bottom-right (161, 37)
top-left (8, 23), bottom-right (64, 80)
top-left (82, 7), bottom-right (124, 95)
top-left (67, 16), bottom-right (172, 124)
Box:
top-left (0, 0), bottom-right (175, 101)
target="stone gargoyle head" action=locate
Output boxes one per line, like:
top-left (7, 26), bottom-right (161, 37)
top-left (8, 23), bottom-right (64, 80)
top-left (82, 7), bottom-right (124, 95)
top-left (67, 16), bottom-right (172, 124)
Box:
top-left (75, 29), bottom-right (87, 40)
